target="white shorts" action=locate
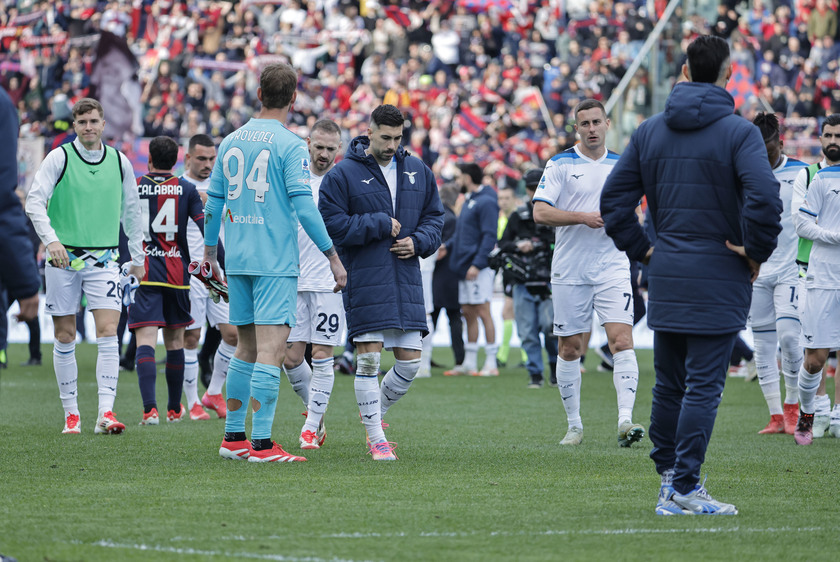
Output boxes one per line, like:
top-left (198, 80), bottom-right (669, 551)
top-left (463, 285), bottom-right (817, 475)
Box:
top-left (288, 291), bottom-right (346, 346)
top-left (458, 267), bottom-right (495, 305)
top-left (354, 329), bottom-right (422, 351)
top-left (45, 265), bottom-right (121, 316)
top-left (188, 277), bottom-right (231, 329)
top-left (749, 275), bottom-right (799, 329)
top-left (551, 277), bottom-right (634, 336)
top-left (801, 286), bottom-right (840, 349)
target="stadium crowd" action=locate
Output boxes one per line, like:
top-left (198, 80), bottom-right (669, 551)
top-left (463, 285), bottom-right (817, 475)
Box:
top-left (2, 0), bottom-right (837, 189)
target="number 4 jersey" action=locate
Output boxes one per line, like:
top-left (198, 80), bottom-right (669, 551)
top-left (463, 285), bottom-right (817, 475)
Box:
top-left (206, 119), bottom-right (312, 277)
top-left (136, 172), bottom-right (205, 288)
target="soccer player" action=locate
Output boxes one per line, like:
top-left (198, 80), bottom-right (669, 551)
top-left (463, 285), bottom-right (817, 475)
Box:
top-left (25, 97), bottom-right (145, 435)
top-left (601, 35), bottom-right (782, 515)
top-left (417, 249), bottom-right (438, 378)
top-left (532, 99), bottom-right (645, 448)
top-left (282, 119), bottom-right (345, 449)
top-left (443, 163), bottom-right (500, 376)
top-left (496, 186), bottom-right (522, 369)
top-left (129, 136), bottom-right (205, 425)
top-left (792, 114), bottom-right (840, 445)
top-left (181, 133), bottom-right (238, 421)
top-left (204, 63), bottom-right (346, 463)
top-left (791, 114), bottom-right (840, 439)
top-left (318, 104), bottom-right (444, 461)
top-left (749, 113), bottom-right (807, 435)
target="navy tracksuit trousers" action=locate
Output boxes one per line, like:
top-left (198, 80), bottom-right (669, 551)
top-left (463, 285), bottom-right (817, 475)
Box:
top-left (649, 330), bottom-right (739, 495)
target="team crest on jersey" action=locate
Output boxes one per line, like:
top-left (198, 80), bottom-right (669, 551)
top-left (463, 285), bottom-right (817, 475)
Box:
top-left (404, 171), bottom-right (417, 184)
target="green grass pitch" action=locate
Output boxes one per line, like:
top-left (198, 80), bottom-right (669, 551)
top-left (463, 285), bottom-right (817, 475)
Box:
top-left (0, 343), bottom-right (837, 561)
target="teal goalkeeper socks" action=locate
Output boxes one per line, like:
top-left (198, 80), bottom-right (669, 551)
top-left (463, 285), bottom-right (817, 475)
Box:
top-left (225, 357), bottom-right (254, 434)
top-left (250, 363), bottom-right (282, 441)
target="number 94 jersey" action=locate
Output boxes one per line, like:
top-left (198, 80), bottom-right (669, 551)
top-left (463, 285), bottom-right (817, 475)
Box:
top-left (136, 173), bottom-right (204, 288)
top-left (208, 119), bottom-right (312, 277)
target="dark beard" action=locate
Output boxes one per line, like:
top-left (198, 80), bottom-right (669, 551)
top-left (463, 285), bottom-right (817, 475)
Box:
top-left (824, 145), bottom-right (840, 163)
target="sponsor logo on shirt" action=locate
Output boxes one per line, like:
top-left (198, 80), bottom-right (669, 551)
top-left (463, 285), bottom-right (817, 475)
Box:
top-left (145, 246), bottom-right (182, 258)
top-left (226, 209), bottom-right (265, 225)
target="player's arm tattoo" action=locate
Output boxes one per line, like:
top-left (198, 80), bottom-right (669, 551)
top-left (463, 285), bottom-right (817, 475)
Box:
top-left (322, 246), bottom-right (337, 258)
top-left (205, 245), bottom-right (217, 260)
top-left (286, 342), bottom-right (294, 349)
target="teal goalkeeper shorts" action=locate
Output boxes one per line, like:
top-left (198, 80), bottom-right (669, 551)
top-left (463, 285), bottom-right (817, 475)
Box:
top-left (227, 274), bottom-right (297, 326)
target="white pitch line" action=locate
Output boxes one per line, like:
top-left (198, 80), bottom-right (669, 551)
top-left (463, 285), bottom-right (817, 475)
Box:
top-left (238, 526), bottom-right (834, 540)
top-left (72, 525), bottom-right (837, 560)
top-left (75, 540), bottom-right (373, 562)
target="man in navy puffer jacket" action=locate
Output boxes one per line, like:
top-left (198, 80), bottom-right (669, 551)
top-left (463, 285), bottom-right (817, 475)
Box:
top-left (601, 36), bottom-right (782, 515)
top-left (444, 163), bottom-right (500, 376)
top-left (319, 104), bottom-right (444, 460)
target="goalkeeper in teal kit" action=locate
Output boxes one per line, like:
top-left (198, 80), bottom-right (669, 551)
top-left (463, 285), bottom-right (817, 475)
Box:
top-left (202, 63), bottom-right (346, 463)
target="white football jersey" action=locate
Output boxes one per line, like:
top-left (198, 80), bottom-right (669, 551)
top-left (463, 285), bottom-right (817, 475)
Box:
top-left (297, 172), bottom-right (336, 292)
top-left (758, 155), bottom-right (807, 280)
top-left (797, 166), bottom-right (840, 289)
top-left (532, 145), bottom-right (629, 284)
top-left (184, 173), bottom-right (211, 266)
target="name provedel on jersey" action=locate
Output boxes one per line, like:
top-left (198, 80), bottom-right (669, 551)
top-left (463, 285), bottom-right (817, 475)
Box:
top-left (232, 129), bottom-right (276, 143)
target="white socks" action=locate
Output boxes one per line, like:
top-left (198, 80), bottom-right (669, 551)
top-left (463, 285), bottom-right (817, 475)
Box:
top-left (777, 318), bottom-right (802, 405)
top-left (556, 357), bottom-right (582, 428)
top-left (753, 329), bottom-right (783, 416)
top-left (483, 342), bottom-right (499, 370)
top-left (183, 348), bottom-right (200, 407)
top-left (612, 349), bottom-right (639, 425)
top-left (381, 358), bottom-right (420, 416)
top-left (54, 340), bottom-right (78, 415)
top-left (356, 352), bottom-right (385, 444)
top-left (208, 340), bottom-right (235, 396)
top-left (464, 342), bottom-right (478, 372)
top-left (798, 365), bottom-right (822, 414)
top-left (462, 341), bottom-right (499, 371)
top-left (419, 314), bottom-right (434, 373)
top-left (303, 357), bottom-right (334, 432)
top-left (815, 393), bottom-right (832, 417)
top-left (284, 360), bottom-right (312, 408)
top-left (96, 336), bottom-right (119, 416)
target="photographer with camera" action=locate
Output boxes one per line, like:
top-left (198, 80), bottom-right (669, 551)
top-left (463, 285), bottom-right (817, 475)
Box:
top-left (494, 170), bottom-right (558, 388)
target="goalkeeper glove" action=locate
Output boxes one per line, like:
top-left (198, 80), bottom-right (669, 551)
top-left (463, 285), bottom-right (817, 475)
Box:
top-left (188, 260), bottom-right (229, 303)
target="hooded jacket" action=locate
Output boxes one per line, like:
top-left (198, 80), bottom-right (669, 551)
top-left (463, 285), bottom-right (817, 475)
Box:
top-left (0, 87), bottom-right (40, 302)
top-left (601, 82), bottom-right (782, 334)
top-left (318, 136), bottom-right (444, 339)
top-left (447, 185), bottom-right (499, 279)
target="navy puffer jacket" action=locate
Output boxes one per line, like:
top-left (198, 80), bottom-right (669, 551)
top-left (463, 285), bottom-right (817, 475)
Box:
top-left (601, 82), bottom-right (782, 334)
top-left (319, 136), bottom-right (444, 339)
top-left (447, 185), bottom-right (499, 279)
